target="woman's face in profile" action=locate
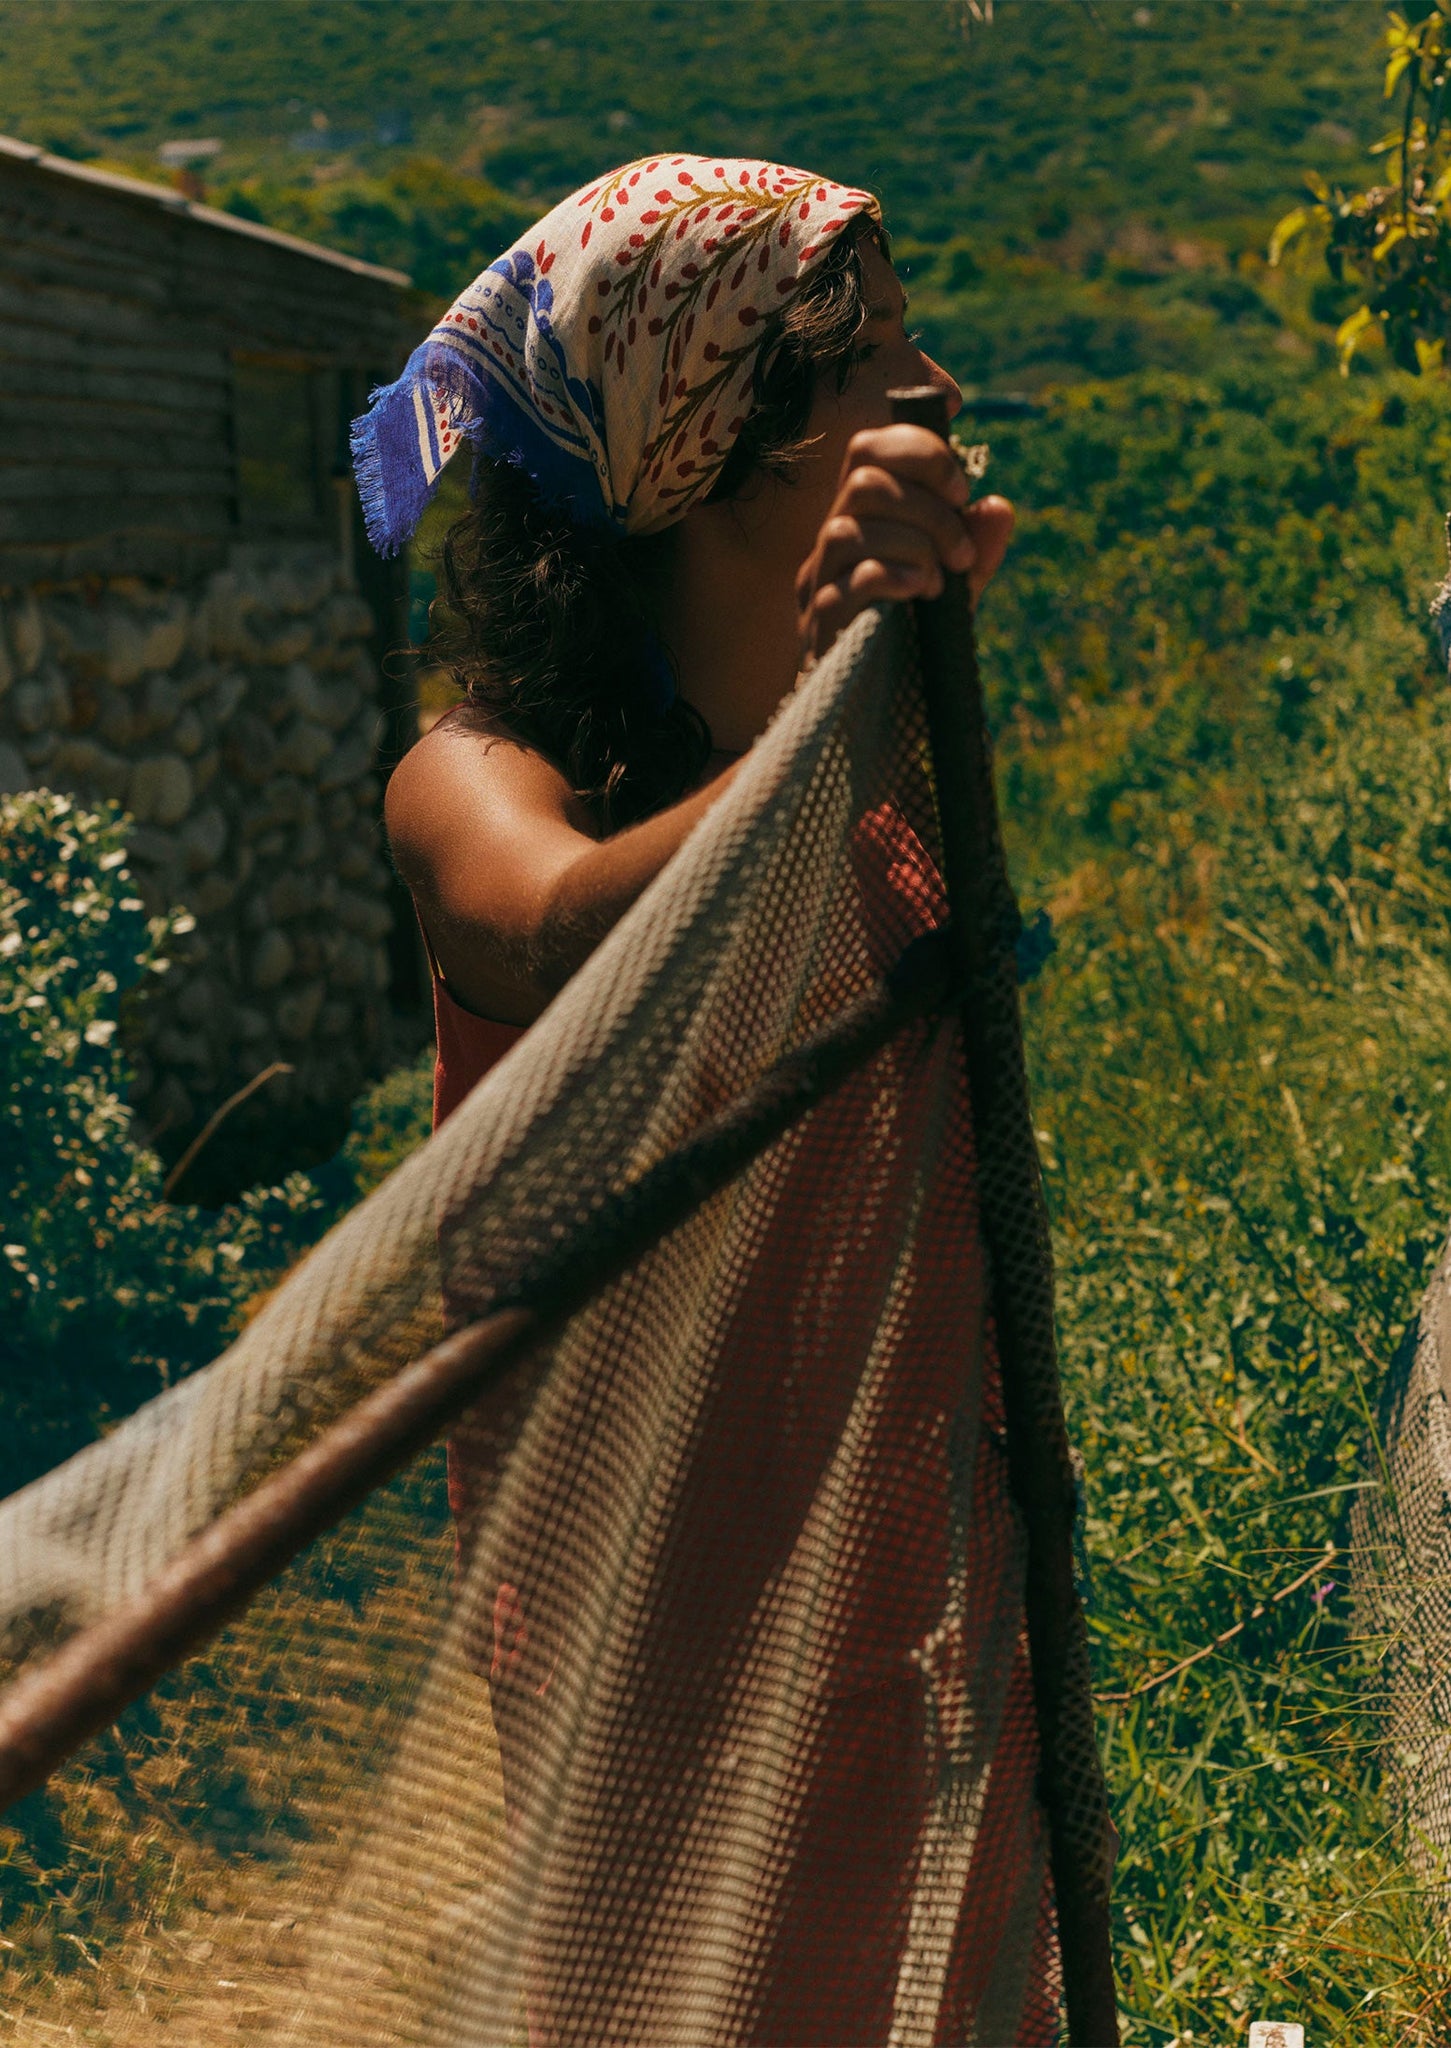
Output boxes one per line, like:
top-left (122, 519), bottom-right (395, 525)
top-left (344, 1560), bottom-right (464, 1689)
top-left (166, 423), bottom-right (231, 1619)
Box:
top-left (832, 236), bottom-right (963, 440)
top-left (770, 235), bottom-right (964, 570)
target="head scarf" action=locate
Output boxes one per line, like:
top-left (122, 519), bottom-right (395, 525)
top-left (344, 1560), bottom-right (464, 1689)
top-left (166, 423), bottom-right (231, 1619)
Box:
top-left (351, 154), bottom-right (880, 554)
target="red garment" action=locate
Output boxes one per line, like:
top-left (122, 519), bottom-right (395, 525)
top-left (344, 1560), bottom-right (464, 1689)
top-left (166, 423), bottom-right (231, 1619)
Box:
top-left (419, 806), bottom-right (1057, 2044)
top-left (430, 972), bottom-right (525, 1131)
top-left (426, 967), bottom-right (526, 1583)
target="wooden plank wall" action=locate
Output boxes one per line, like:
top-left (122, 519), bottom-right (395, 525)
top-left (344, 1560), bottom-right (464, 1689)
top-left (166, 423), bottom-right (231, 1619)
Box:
top-left (0, 147), bottom-right (414, 587)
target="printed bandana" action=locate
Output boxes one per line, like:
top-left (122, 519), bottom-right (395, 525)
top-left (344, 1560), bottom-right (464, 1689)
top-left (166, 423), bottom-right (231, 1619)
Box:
top-left (351, 154), bottom-right (879, 552)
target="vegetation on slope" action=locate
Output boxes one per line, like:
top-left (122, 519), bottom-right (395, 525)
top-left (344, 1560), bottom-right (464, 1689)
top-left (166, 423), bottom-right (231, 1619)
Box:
top-left (0, 0), bottom-right (1384, 230)
top-left (3, 2), bottom-right (1451, 2040)
top-left (962, 352), bottom-right (1451, 2037)
top-left (0, 0), bottom-right (1388, 382)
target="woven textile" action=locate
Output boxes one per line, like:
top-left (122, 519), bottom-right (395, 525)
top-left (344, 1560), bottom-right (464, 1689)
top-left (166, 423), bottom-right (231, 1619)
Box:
top-left (0, 606), bottom-right (1058, 2044)
top-left (350, 153), bottom-right (879, 552)
top-left (1352, 1234), bottom-right (1451, 1895)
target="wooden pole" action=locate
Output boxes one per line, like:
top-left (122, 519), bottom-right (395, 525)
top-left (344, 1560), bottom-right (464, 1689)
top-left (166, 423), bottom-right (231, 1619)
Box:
top-left (889, 386), bottom-right (1120, 2047)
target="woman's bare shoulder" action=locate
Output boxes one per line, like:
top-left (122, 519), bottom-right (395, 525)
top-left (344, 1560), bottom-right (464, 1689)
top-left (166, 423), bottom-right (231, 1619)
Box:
top-left (385, 708), bottom-right (591, 889)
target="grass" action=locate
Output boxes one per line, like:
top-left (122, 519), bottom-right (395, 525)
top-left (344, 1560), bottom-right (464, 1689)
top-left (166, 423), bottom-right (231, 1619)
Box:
top-left (1021, 605), bottom-right (1451, 2040)
top-left (12, 461), bottom-right (1451, 2043)
top-left (0, 1454), bottom-right (509, 2045)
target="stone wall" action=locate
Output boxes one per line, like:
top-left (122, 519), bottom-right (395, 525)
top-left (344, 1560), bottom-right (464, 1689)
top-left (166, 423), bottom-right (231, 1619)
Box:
top-left (0, 544), bottom-right (404, 1195)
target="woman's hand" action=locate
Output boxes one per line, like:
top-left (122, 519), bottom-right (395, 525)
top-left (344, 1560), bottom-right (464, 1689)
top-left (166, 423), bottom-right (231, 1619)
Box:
top-left (794, 424), bottom-right (1015, 667)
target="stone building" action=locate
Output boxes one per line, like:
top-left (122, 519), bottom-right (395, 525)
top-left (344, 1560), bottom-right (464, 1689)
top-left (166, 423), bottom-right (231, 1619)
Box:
top-left (0, 133), bottom-right (424, 1197)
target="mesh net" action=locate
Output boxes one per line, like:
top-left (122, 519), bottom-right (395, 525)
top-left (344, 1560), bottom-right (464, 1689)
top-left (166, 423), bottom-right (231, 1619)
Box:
top-left (1352, 1238), bottom-right (1451, 1892)
top-left (0, 606), bottom-right (1067, 2046)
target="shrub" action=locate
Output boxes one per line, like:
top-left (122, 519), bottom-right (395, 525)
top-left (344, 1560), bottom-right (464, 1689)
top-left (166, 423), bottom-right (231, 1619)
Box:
top-left (0, 791), bottom-right (326, 1498)
top-left (0, 793), bottom-right (442, 1951)
top-left (218, 159), bottom-right (531, 299)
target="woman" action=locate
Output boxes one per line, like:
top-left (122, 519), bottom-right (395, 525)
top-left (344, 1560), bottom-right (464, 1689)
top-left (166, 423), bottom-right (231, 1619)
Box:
top-left (372, 161), bottom-right (1011, 1042)
top-left (354, 155), bottom-right (1051, 2044)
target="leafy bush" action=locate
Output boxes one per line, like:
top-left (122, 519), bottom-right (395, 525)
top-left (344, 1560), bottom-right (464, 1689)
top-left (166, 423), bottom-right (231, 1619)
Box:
top-left (1273, 0), bottom-right (1451, 375)
top-left (0, 792), bottom-right (328, 1498)
top-left (330, 1043), bottom-right (433, 1198)
top-left (0, 793), bottom-right (440, 1954)
top-left (218, 158), bottom-right (531, 299)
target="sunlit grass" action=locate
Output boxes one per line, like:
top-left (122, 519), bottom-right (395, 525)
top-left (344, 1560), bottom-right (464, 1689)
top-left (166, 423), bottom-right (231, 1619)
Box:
top-left (1024, 608), bottom-right (1451, 2041)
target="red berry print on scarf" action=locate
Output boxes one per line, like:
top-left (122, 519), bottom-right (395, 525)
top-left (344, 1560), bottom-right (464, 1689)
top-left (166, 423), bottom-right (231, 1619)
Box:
top-left (368, 154), bottom-right (879, 551)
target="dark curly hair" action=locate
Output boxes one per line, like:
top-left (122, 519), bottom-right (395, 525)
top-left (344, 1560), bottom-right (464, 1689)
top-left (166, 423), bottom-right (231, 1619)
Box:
top-left (430, 219), bottom-right (880, 831)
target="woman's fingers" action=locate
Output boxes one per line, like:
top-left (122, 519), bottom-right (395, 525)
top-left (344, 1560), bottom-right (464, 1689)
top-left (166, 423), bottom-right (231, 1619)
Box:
top-left (799, 553), bottom-right (947, 663)
top-left (797, 423), bottom-right (1016, 666)
top-left (833, 471), bottom-right (976, 573)
top-left (842, 424), bottom-right (969, 503)
top-left (964, 495), bottom-right (1014, 603)
top-left (841, 555), bottom-right (940, 601)
top-left (798, 579), bottom-right (854, 661)
top-left (816, 513), bottom-right (948, 581)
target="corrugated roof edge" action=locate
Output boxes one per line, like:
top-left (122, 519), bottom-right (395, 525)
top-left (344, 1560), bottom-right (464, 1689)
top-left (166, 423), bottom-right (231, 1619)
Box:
top-left (0, 132), bottom-right (412, 290)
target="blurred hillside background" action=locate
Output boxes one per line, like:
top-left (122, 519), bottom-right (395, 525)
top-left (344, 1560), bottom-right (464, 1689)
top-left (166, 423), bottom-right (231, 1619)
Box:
top-left (6, 3), bottom-right (1451, 2042)
top-left (0, 0), bottom-right (1395, 380)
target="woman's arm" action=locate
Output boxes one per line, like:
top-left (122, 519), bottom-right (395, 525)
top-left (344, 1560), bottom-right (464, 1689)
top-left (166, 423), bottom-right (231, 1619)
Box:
top-left (388, 423), bottom-right (1004, 1026)
top-left (386, 727), bottom-right (744, 1023)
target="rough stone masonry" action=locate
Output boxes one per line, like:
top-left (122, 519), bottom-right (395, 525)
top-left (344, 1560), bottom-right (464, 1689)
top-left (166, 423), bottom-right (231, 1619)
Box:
top-left (0, 544), bottom-right (398, 1194)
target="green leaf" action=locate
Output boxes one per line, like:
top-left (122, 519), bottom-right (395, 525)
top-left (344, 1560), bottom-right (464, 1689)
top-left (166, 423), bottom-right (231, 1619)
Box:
top-left (1386, 44), bottom-right (1416, 97)
top-left (1335, 303), bottom-right (1380, 372)
top-left (1269, 208), bottom-right (1311, 266)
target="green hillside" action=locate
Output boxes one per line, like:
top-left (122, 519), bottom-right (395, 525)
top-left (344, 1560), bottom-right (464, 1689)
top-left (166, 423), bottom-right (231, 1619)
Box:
top-left (0, 0), bottom-right (1390, 382)
top-left (0, 0), bottom-right (1385, 224)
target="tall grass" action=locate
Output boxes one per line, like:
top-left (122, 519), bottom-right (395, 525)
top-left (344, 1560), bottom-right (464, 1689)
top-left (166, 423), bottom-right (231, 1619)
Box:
top-left (1024, 606), bottom-right (1451, 2040)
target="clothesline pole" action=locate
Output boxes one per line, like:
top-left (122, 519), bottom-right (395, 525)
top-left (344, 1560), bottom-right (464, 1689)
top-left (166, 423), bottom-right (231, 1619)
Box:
top-left (889, 386), bottom-right (1120, 2048)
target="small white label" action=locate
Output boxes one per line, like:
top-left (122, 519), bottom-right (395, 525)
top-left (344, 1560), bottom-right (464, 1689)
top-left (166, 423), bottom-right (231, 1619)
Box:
top-left (1249, 2025), bottom-right (1304, 2048)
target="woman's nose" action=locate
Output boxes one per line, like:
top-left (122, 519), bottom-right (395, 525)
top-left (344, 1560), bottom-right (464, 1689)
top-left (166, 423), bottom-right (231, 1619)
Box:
top-left (920, 351), bottom-right (963, 421)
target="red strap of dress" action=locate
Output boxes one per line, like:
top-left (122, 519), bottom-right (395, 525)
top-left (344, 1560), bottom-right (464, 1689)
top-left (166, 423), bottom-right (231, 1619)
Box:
top-left (416, 907), bottom-right (526, 1129)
